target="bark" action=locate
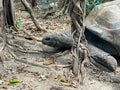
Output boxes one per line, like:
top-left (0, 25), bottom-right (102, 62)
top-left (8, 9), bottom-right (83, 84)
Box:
top-left (3, 0), bottom-right (16, 26)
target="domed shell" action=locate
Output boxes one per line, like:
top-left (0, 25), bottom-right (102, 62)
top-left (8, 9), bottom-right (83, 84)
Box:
top-left (85, 0), bottom-right (120, 31)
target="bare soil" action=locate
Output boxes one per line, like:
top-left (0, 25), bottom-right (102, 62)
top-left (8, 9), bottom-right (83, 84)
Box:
top-left (0, 10), bottom-right (120, 90)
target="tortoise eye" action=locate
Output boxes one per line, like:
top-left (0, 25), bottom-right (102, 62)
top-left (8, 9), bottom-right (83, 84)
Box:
top-left (45, 37), bottom-right (50, 41)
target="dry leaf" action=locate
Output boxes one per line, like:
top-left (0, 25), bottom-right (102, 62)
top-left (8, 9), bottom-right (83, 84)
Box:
top-left (43, 59), bottom-right (54, 65)
top-left (60, 78), bottom-right (66, 82)
top-left (64, 23), bottom-right (69, 26)
top-left (53, 75), bottom-right (61, 81)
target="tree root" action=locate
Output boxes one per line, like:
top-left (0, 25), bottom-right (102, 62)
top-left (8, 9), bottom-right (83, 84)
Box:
top-left (70, 0), bottom-right (88, 84)
top-left (1, 0), bottom-right (50, 71)
top-left (19, 28), bottom-right (42, 42)
top-left (5, 28), bottom-right (49, 69)
top-left (7, 41), bottom-right (43, 54)
top-left (8, 49), bottom-right (50, 69)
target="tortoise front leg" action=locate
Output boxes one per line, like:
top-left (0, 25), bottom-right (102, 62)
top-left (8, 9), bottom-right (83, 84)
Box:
top-left (88, 44), bottom-right (117, 72)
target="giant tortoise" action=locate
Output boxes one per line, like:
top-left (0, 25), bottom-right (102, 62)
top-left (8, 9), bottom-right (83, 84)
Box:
top-left (42, 0), bottom-right (120, 72)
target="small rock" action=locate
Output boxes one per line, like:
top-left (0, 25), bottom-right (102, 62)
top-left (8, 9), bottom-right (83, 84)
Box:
top-left (39, 74), bottom-right (47, 81)
top-left (50, 86), bottom-right (63, 90)
top-left (0, 80), bottom-right (4, 85)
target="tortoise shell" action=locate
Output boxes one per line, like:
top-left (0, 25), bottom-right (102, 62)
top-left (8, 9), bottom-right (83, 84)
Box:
top-left (84, 0), bottom-right (120, 55)
top-left (85, 0), bottom-right (120, 30)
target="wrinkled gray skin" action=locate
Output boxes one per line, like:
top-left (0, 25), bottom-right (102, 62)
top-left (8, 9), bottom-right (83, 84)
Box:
top-left (42, 29), bottom-right (118, 72)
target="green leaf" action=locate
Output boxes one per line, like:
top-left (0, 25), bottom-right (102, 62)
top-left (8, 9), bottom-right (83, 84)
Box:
top-left (9, 79), bottom-right (21, 83)
top-left (16, 18), bottom-right (24, 27)
top-left (9, 26), bottom-right (15, 32)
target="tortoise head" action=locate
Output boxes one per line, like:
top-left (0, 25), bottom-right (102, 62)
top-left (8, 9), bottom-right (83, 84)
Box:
top-left (42, 35), bottom-right (58, 47)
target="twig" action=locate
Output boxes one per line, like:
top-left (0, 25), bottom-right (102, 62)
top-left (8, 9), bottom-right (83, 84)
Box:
top-left (51, 64), bottom-right (71, 68)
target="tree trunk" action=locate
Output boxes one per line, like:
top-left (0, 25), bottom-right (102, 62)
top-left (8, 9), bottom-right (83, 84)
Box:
top-left (3, 0), bottom-right (16, 26)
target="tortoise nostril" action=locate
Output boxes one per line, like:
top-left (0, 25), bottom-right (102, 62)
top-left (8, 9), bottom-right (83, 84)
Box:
top-left (45, 37), bottom-right (50, 41)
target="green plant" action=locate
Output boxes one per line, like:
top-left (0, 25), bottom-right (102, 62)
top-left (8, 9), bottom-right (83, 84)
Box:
top-left (86, 0), bottom-right (104, 14)
top-left (16, 18), bottom-right (23, 27)
top-left (9, 26), bottom-right (15, 32)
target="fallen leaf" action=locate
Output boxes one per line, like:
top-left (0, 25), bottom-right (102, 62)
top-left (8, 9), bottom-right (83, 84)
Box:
top-left (60, 78), bottom-right (66, 82)
top-left (9, 79), bottom-right (21, 83)
top-left (60, 76), bottom-right (69, 83)
top-left (43, 59), bottom-right (54, 65)
top-left (64, 23), bottom-right (69, 26)
top-left (53, 75), bottom-right (61, 81)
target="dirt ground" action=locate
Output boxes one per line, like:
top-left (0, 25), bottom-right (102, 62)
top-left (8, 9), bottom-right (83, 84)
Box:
top-left (0, 9), bottom-right (120, 90)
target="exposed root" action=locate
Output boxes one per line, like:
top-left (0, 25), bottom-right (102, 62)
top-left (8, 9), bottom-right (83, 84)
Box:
top-left (52, 64), bottom-right (71, 68)
top-left (0, 10), bottom-right (7, 68)
top-left (19, 28), bottom-right (42, 42)
top-left (8, 50), bottom-right (50, 69)
top-left (79, 46), bottom-right (88, 84)
top-left (50, 50), bottom-right (70, 58)
top-left (7, 41), bottom-right (43, 54)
